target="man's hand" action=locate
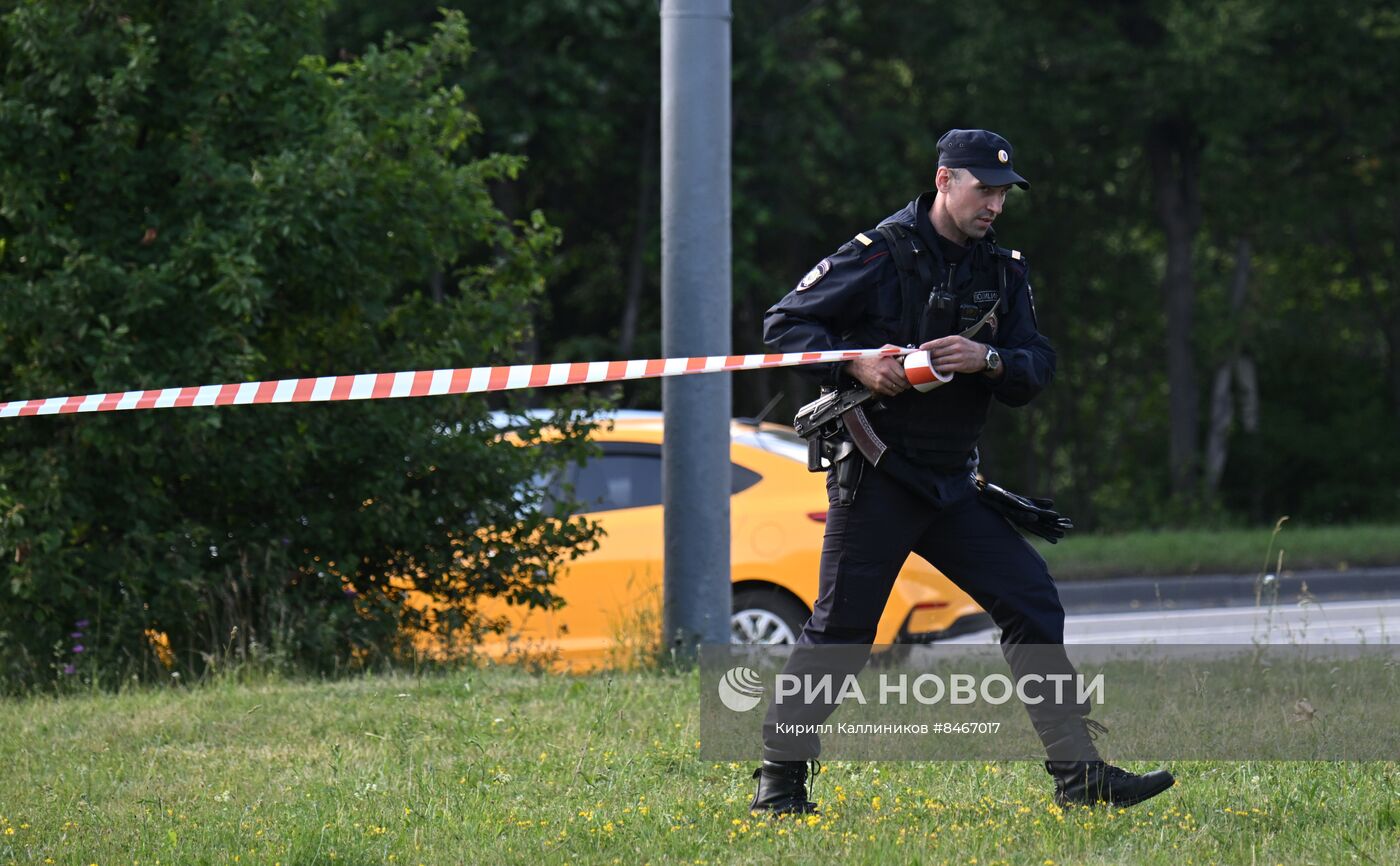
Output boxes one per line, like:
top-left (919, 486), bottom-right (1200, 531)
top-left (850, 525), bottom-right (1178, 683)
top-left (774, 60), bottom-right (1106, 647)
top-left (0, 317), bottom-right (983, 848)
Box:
top-left (921, 335), bottom-right (991, 375)
top-left (847, 344), bottom-right (910, 396)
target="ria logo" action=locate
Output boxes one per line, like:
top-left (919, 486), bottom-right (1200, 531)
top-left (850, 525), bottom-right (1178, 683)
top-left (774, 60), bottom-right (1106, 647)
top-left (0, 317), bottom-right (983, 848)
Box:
top-left (718, 666), bottom-right (766, 712)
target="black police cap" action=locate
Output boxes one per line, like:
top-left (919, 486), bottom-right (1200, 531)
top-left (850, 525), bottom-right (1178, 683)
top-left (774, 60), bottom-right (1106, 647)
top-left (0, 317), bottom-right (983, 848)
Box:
top-left (937, 129), bottom-right (1029, 190)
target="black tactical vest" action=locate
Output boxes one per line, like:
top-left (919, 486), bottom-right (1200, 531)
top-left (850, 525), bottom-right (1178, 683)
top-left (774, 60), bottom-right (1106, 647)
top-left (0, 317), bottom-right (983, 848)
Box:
top-left (867, 223), bottom-right (1013, 471)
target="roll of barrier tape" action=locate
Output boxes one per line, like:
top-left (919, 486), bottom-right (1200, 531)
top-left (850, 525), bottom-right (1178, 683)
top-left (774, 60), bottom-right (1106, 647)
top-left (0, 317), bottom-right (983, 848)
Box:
top-left (903, 350), bottom-right (954, 393)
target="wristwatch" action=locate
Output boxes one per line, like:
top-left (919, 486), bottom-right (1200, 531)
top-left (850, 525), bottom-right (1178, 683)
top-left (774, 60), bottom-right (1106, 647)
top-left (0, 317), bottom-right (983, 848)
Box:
top-left (983, 346), bottom-right (1002, 374)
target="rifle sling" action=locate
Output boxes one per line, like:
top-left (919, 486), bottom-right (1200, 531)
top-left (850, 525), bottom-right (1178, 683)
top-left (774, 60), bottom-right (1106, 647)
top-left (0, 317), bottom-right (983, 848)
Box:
top-left (959, 303), bottom-right (997, 339)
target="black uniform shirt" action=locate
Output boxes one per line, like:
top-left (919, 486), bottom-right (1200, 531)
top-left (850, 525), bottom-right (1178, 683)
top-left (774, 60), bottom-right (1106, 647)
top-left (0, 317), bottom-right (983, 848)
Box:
top-left (764, 193), bottom-right (1056, 488)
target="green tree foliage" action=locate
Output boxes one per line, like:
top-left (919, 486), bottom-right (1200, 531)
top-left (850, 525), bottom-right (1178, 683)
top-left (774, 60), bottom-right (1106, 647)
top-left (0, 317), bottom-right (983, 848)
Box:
top-left (326, 0), bottom-right (664, 368)
top-left (946, 0), bottom-right (1400, 524)
top-left (0, 1), bottom-right (600, 689)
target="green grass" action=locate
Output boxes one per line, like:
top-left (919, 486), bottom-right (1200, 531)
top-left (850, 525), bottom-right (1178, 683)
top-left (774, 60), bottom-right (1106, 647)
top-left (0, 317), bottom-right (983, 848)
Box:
top-left (2, 668), bottom-right (1397, 865)
top-left (1036, 522), bottom-right (1400, 581)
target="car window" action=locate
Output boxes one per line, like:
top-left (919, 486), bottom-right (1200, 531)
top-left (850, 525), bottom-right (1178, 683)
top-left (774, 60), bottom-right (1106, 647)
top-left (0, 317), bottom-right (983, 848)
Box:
top-left (731, 464), bottom-right (761, 495)
top-left (574, 453), bottom-right (664, 512)
top-left (568, 443), bottom-right (763, 514)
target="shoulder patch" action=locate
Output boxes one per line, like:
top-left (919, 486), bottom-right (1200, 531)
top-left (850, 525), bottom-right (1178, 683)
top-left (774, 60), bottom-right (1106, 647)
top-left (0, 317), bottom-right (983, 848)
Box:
top-left (797, 258), bottom-right (831, 291)
top-left (1011, 249), bottom-right (1022, 260)
top-left (855, 232), bottom-right (874, 247)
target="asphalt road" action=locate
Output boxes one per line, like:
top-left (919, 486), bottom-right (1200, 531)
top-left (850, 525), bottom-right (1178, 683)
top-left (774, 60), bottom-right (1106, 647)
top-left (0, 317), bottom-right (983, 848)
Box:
top-left (947, 597), bottom-right (1400, 645)
top-left (1053, 565), bottom-right (1400, 613)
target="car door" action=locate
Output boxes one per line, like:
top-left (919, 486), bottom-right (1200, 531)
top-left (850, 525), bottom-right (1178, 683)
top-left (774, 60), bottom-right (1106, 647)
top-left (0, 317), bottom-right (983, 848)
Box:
top-left (527, 440), bottom-right (761, 662)
top-left (546, 441), bottom-right (670, 657)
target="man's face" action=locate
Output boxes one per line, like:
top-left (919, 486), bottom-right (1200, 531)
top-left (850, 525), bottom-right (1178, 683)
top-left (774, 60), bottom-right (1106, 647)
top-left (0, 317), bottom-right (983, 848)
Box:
top-left (937, 168), bottom-right (1012, 241)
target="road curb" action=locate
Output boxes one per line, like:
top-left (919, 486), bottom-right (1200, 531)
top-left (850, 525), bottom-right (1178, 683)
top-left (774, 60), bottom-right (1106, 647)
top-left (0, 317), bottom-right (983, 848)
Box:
top-left (1057, 566), bottom-right (1400, 614)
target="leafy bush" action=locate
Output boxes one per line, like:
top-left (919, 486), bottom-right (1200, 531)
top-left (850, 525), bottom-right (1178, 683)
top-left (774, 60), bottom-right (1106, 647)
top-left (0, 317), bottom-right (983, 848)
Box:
top-left (0, 2), bottom-right (600, 690)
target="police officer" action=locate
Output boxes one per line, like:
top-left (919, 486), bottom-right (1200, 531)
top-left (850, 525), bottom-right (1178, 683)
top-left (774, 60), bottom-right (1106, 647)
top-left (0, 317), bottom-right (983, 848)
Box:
top-left (749, 129), bottom-right (1174, 813)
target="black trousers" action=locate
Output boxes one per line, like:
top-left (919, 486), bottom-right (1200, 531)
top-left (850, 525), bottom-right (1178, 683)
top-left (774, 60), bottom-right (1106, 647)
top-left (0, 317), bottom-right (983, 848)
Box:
top-left (762, 462), bottom-right (1083, 762)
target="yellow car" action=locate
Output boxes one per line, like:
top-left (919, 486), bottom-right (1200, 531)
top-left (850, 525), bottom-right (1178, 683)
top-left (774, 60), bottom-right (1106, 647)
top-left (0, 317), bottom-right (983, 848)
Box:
top-left (447, 411), bottom-right (987, 669)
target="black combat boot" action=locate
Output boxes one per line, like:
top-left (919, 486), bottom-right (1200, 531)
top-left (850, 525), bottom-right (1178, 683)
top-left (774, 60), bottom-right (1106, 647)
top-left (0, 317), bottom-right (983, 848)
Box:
top-left (1037, 716), bottom-right (1175, 808)
top-left (1046, 759), bottom-right (1177, 808)
top-left (749, 760), bottom-right (820, 815)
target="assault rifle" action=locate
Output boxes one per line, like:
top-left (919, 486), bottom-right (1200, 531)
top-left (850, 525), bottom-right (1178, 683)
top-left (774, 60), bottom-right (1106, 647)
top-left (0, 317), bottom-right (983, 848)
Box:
top-left (793, 386), bottom-right (877, 471)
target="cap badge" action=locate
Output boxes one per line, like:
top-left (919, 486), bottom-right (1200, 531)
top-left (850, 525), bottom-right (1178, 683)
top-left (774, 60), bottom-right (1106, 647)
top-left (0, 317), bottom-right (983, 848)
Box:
top-left (997, 149), bottom-right (1009, 164)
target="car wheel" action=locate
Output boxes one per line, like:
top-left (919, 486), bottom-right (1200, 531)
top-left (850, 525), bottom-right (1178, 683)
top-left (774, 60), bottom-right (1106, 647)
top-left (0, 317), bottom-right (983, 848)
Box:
top-left (731, 588), bottom-right (809, 645)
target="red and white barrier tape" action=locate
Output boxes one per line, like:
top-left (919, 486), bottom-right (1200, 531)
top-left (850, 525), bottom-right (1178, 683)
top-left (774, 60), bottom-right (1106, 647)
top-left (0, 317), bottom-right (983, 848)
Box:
top-left (0, 347), bottom-right (909, 418)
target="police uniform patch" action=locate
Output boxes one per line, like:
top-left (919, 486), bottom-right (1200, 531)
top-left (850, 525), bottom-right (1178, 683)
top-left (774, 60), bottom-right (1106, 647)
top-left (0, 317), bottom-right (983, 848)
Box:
top-left (797, 258), bottom-right (831, 291)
